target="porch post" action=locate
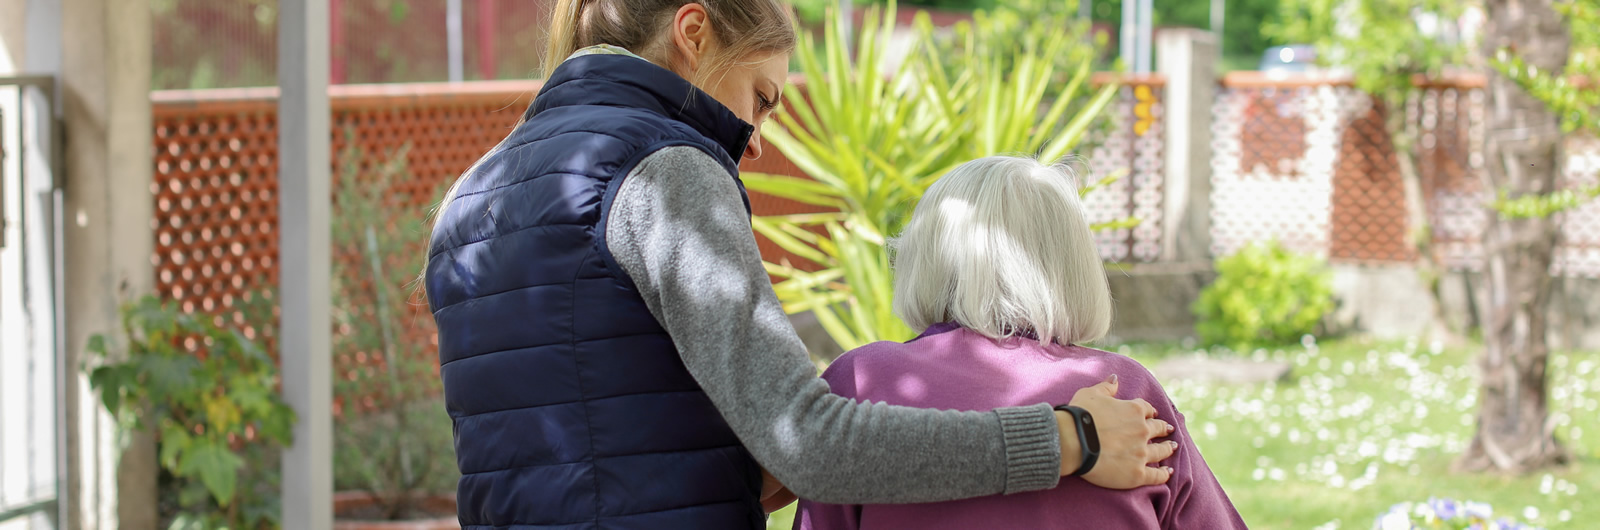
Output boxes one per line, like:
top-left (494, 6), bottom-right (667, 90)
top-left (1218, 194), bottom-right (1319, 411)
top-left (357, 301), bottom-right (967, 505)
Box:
top-left (277, 0), bottom-right (333, 528)
top-left (53, 0), bottom-right (158, 527)
top-left (1157, 28), bottom-right (1218, 262)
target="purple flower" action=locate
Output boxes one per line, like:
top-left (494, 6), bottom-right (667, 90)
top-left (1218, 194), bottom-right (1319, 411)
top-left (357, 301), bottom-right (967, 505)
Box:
top-left (1429, 497), bottom-right (1461, 520)
top-left (1464, 501), bottom-right (1495, 519)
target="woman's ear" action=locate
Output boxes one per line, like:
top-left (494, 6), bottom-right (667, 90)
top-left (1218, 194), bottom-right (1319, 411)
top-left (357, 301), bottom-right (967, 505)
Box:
top-left (669, 3), bottom-right (713, 74)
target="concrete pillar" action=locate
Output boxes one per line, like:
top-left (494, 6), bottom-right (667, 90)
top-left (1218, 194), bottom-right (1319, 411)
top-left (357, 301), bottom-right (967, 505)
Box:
top-left (277, 0), bottom-right (333, 528)
top-left (56, 0), bottom-right (158, 527)
top-left (1, 2), bottom-right (23, 71)
top-left (1157, 28), bottom-right (1218, 263)
top-left (0, 0), bottom-right (161, 528)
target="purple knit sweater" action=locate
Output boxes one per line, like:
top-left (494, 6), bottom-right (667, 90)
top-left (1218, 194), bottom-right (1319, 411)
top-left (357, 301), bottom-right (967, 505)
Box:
top-left (794, 323), bottom-right (1249, 530)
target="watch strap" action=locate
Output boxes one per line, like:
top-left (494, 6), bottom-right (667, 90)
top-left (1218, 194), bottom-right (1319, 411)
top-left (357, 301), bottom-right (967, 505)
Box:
top-left (1055, 405), bottom-right (1101, 477)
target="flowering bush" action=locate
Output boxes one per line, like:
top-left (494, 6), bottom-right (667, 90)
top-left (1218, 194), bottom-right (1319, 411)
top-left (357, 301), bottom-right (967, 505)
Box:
top-left (1374, 498), bottom-right (1542, 530)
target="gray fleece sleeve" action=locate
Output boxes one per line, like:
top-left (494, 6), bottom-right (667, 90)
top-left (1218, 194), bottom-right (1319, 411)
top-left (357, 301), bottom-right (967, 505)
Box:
top-left (605, 145), bottom-right (1063, 504)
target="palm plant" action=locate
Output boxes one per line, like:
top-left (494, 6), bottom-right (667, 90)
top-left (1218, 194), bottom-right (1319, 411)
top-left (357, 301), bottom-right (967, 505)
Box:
top-left (744, 2), bottom-right (1122, 350)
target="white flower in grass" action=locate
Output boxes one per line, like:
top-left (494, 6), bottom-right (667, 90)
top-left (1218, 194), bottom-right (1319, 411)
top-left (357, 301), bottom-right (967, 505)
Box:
top-left (1375, 505), bottom-right (1412, 530)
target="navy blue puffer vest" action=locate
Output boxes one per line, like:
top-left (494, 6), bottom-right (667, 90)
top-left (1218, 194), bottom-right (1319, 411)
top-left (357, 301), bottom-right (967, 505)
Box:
top-left (425, 54), bottom-right (763, 529)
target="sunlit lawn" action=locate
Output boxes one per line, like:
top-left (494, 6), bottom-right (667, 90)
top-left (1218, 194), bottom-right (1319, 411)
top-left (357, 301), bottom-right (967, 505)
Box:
top-left (766, 336), bottom-right (1599, 529)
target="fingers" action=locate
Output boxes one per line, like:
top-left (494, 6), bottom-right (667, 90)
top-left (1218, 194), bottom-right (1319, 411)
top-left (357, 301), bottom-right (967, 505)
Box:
top-left (1131, 398), bottom-right (1158, 419)
top-left (1146, 440), bottom-right (1178, 464)
top-left (1140, 465), bottom-right (1175, 486)
top-left (1102, 374), bottom-right (1119, 395)
top-left (1145, 418), bottom-right (1173, 439)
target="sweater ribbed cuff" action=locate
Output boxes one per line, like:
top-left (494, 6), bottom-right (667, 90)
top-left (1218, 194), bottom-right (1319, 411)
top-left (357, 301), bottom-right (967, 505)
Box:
top-left (994, 403), bottom-right (1063, 494)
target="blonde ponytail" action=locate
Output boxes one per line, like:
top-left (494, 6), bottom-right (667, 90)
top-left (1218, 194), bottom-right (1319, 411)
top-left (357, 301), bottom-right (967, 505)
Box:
top-left (543, 0), bottom-right (589, 77)
top-left (425, 0), bottom-right (796, 280)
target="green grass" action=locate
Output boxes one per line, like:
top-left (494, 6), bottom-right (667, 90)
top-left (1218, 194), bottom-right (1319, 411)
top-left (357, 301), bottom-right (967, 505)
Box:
top-left (766, 336), bottom-right (1600, 529)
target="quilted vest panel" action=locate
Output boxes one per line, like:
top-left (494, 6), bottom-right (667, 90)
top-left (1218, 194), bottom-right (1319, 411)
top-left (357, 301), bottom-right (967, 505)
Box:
top-left (425, 54), bottom-right (763, 529)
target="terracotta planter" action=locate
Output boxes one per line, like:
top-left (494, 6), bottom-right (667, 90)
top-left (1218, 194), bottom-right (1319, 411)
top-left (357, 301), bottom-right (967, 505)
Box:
top-left (333, 491), bottom-right (459, 530)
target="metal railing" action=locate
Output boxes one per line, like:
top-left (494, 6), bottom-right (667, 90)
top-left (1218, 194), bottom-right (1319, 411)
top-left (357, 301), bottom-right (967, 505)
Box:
top-left (0, 74), bottom-right (66, 530)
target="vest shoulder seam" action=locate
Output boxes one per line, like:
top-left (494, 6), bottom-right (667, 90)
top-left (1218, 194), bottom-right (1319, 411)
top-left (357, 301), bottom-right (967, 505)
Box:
top-left (593, 140), bottom-right (731, 294)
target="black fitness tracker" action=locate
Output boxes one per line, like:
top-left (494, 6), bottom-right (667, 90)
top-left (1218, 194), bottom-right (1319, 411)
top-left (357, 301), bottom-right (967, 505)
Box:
top-left (1054, 404), bottom-right (1101, 476)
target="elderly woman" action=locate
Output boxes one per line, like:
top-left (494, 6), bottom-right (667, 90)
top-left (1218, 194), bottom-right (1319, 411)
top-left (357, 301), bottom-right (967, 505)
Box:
top-left (794, 156), bottom-right (1249, 530)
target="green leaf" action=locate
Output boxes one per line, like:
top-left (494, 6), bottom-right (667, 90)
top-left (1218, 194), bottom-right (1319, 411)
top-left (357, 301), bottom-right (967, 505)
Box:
top-left (180, 441), bottom-right (243, 507)
top-left (168, 512), bottom-right (208, 530)
top-left (742, 172), bottom-right (846, 209)
top-left (1091, 217), bottom-right (1143, 232)
top-left (751, 217), bottom-right (832, 266)
top-left (1040, 82), bottom-right (1120, 162)
top-left (87, 334), bottom-right (108, 356)
top-left (160, 422), bottom-right (193, 470)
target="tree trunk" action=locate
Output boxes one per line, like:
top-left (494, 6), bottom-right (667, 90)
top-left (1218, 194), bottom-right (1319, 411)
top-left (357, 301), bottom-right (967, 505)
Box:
top-left (1458, 0), bottom-right (1572, 473)
top-left (1384, 98), bottom-right (1462, 345)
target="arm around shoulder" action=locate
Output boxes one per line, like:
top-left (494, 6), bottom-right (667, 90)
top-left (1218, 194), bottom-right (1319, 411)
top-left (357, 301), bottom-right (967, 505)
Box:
top-left (604, 145), bottom-right (1064, 503)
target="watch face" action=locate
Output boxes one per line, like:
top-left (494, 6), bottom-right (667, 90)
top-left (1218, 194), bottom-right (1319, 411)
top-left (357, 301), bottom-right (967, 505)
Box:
top-left (1079, 413), bottom-right (1100, 451)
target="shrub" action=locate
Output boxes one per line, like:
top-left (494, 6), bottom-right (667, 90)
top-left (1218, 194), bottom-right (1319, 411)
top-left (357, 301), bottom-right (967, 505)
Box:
top-left (1193, 241), bottom-right (1334, 350)
top-left (328, 131), bottom-right (456, 516)
top-left (86, 295), bottom-right (295, 530)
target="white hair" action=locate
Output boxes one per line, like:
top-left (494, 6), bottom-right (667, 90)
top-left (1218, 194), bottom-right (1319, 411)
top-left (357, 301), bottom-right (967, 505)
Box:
top-left (890, 155), bottom-right (1112, 345)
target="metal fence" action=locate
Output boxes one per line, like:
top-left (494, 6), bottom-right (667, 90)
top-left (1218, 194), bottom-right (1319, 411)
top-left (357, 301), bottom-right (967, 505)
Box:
top-left (0, 75), bottom-right (66, 530)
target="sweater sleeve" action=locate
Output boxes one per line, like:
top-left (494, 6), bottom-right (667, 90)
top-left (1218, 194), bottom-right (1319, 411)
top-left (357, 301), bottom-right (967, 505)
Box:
top-left (604, 145), bottom-right (1063, 503)
top-left (792, 351), bottom-right (869, 530)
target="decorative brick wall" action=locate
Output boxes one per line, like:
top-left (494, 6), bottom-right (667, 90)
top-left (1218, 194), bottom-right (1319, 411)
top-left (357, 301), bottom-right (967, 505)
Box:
top-left (1086, 75), bottom-right (1168, 264)
top-left (1209, 72), bottom-right (1598, 270)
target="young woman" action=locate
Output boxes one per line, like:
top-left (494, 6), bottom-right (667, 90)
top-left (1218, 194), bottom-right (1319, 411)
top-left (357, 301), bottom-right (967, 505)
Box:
top-left (424, 2), bottom-right (1178, 528)
top-left (794, 157), bottom-right (1248, 529)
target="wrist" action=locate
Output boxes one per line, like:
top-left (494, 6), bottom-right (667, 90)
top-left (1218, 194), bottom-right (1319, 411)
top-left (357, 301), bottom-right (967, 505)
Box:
top-left (1054, 410), bottom-right (1082, 476)
top-left (1053, 405), bottom-right (1100, 477)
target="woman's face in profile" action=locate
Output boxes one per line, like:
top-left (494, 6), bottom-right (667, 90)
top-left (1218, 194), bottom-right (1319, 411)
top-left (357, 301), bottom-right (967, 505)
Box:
top-left (702, 51), bottom-right (791, 160)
